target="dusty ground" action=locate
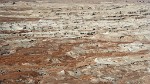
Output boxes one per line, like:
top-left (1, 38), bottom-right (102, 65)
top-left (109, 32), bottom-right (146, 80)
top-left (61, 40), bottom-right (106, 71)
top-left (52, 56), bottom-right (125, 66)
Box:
top-left (0, 0), bottom-right (150, 84)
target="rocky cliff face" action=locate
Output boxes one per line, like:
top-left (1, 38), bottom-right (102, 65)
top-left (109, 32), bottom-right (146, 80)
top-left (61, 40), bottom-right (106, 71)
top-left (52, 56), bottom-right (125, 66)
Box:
top-left (0, 1), bottom-right (150, 84)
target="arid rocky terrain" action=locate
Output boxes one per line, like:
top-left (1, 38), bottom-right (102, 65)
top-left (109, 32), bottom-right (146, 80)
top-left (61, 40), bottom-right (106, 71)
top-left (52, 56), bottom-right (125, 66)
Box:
top-left (0, 0), bottom-right (150, 84)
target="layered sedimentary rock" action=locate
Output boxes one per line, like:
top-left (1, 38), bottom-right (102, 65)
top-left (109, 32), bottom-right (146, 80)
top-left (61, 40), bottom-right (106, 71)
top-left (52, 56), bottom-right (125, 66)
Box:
top-left (0, 0), bottom-right (150, 84)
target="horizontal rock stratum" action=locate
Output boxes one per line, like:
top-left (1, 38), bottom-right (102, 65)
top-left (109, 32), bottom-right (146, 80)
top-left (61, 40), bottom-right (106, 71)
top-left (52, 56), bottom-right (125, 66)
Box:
top-left (0, 1), bottom-right (150, 84)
